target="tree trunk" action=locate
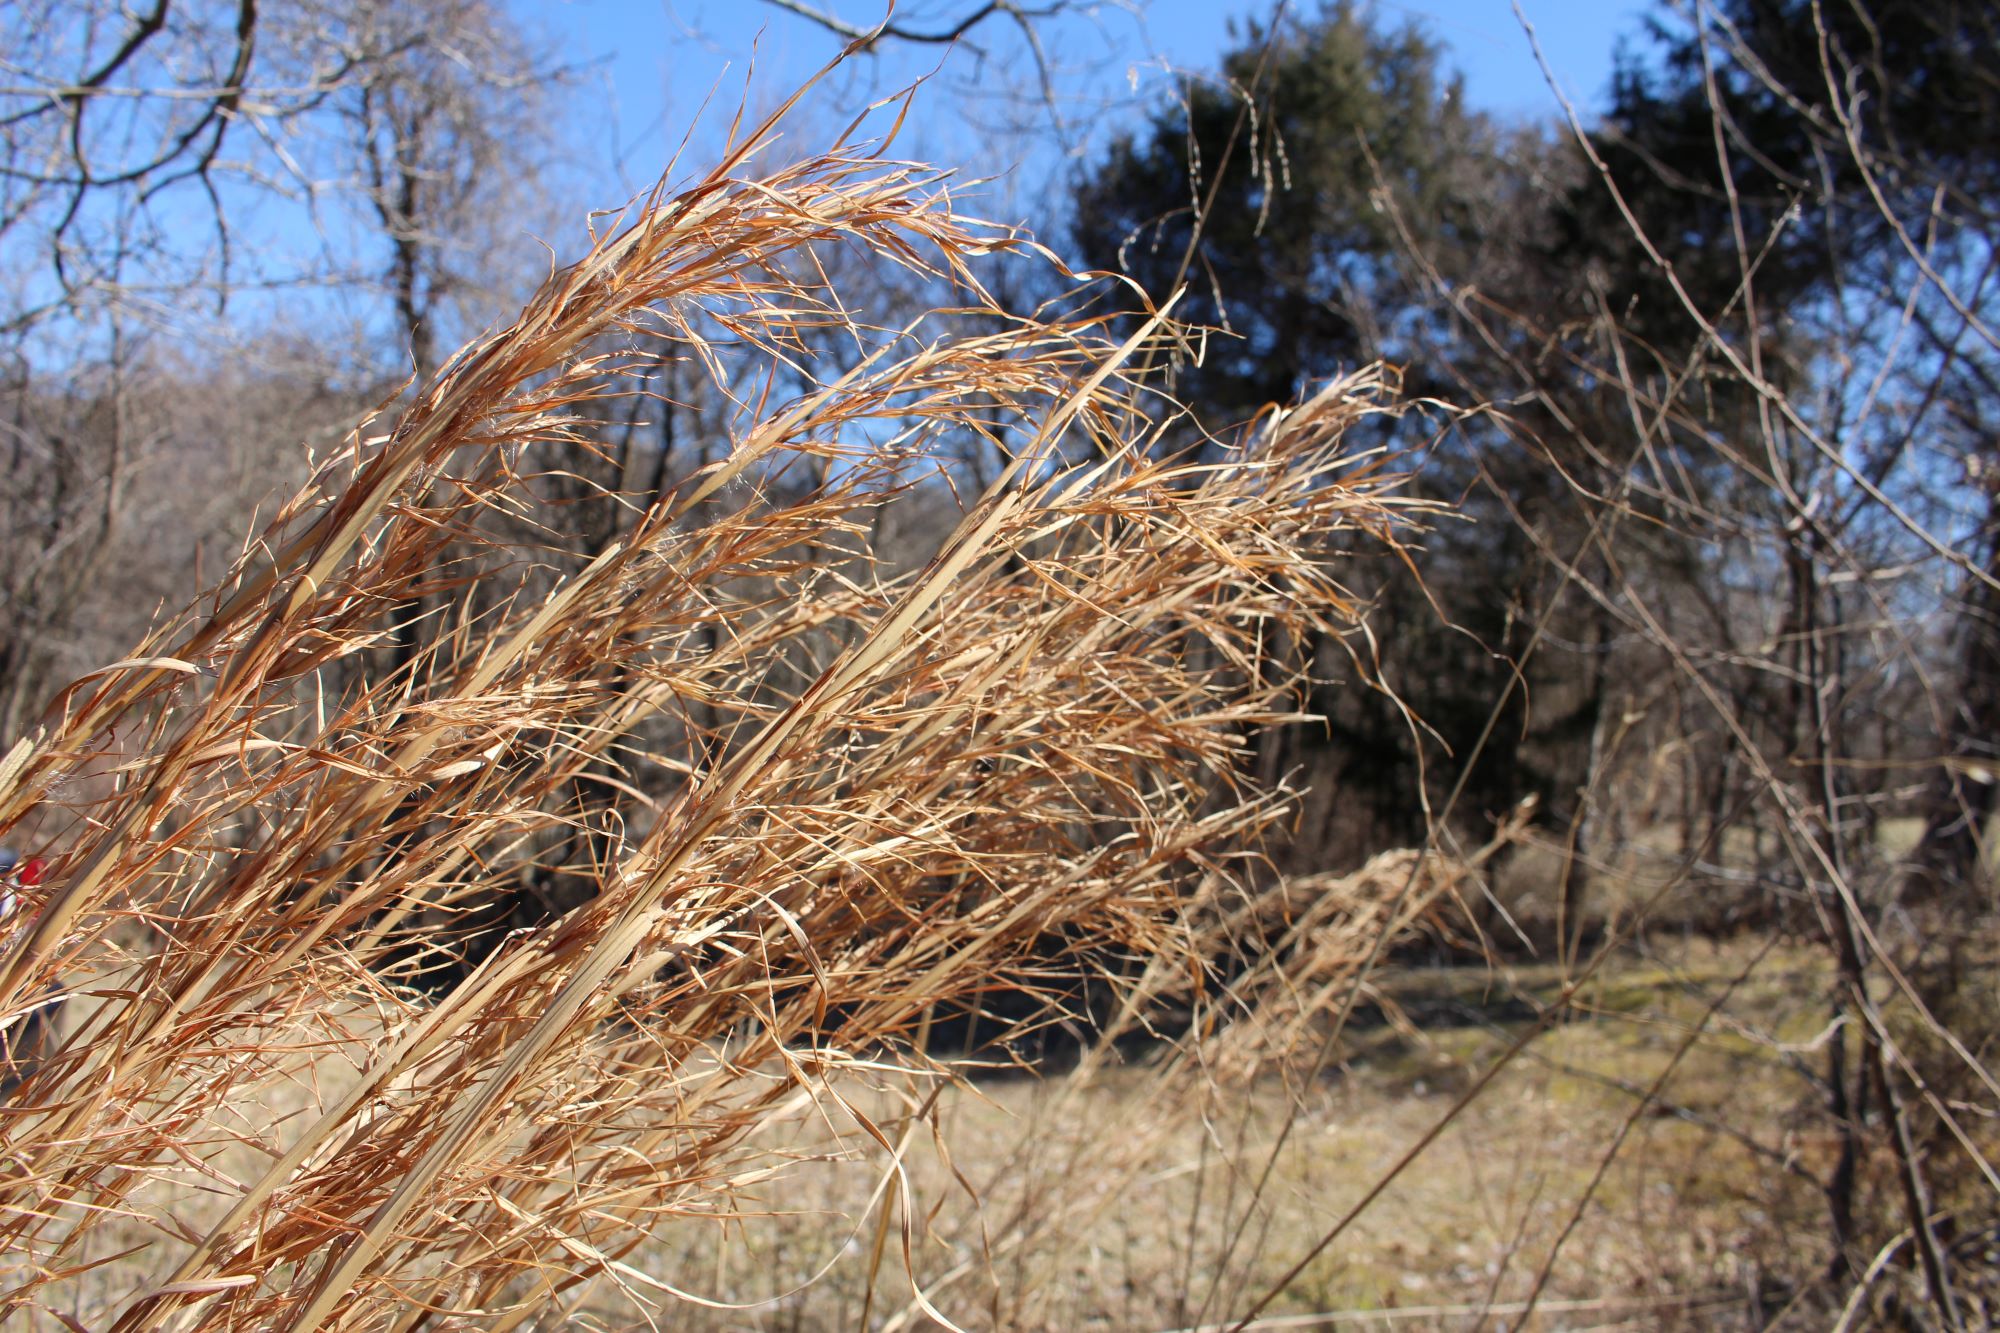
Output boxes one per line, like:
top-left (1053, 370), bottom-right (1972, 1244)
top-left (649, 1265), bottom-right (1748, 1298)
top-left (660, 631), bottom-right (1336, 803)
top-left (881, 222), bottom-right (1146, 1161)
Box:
top-left (1904, 477), bottom-right (1999, 906)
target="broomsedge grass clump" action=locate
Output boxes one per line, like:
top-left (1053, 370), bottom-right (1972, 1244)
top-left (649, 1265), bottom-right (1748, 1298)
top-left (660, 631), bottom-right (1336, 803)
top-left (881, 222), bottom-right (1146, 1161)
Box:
top-left (0, 82), bottom-right (1437, 1330)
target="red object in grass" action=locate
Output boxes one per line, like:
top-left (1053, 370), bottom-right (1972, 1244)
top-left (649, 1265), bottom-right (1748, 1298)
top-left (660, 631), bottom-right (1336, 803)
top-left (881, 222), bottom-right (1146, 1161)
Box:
top-left (17, 858), bottom-right (45, 888)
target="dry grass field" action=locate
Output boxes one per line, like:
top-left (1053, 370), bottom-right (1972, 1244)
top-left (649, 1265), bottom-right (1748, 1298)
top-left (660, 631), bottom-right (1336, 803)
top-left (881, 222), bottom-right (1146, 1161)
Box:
top-left (53, 929), bottom-right (1962, 1332)
top-left (18, 937), bottom-right (1886, 1332)
top-left (574, 937), bottom-right (1957, 1332)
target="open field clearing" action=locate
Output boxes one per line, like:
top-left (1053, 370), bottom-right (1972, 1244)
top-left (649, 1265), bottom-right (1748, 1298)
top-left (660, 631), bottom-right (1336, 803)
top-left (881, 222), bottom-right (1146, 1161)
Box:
top-left (17, 875), bottom-right (1990, 1332)
top-left (32, 933), bottom-right (1968, 1331)
top-left (8, 941), bottom-right (1936, 1332)
top-left (577, 938), bottom-right (1998, 1331)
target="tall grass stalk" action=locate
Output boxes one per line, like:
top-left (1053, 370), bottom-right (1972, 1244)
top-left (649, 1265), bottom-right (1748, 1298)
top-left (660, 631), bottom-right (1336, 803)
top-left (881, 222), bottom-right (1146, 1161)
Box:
top-left (0, 86), bottom-right (1431, 1330)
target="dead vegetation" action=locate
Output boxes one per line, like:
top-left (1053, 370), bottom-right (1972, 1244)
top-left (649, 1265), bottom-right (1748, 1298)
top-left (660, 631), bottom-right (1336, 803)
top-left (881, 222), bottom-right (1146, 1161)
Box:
top-left (5, 3), bottom-right (1998, 1326)
top-left (0, 75), bottom-right (1457, 1330)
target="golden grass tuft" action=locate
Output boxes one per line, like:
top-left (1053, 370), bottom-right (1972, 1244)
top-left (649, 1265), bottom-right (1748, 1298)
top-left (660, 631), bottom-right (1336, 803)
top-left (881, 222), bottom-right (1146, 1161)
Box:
top-left (0, 82), bottom-right (1438, 1330)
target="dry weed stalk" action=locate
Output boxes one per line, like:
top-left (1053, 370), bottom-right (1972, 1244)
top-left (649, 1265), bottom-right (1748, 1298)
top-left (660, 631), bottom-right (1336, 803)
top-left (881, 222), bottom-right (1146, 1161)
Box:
top-left (0, 84), bottom-right (1427, 1330)
top-left (1180, 823), bottom-right (1527, 1076)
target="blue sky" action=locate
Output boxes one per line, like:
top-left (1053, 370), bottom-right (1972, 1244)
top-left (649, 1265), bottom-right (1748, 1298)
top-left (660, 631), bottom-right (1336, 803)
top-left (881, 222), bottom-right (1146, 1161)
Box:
top-left (3, 0), bottom-right (1658, 363)
top-left (545, 0), bottom-right (1653, 200)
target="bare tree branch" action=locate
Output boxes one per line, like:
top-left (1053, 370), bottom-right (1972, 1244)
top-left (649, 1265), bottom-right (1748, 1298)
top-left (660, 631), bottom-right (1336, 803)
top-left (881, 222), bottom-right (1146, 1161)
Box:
top-left (754, 0), bottom-right (1068, 52)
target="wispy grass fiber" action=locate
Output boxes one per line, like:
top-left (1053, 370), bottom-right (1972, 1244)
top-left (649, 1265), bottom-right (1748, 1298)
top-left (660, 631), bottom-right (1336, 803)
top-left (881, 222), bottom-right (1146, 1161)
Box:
top-left (0, 82), bottom-right (1431, 1331)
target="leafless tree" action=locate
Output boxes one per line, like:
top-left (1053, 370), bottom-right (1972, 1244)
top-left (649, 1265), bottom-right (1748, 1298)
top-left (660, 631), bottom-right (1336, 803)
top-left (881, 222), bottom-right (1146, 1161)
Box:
top-left (0, 1), bottom-right (572, 736)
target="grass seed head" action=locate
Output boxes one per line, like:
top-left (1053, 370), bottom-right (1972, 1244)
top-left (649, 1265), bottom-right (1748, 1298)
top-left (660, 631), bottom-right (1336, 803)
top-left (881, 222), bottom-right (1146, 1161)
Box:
top-left (0, 87), bottom-right (1430, 1331)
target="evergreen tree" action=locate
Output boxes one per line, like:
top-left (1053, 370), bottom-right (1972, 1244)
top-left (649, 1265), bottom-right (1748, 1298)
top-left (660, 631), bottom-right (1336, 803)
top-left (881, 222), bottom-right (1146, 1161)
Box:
top-left (1070, 2), bottom-right (1495, 426)
top-left (1068, 3), bottom-right (1594, 877)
